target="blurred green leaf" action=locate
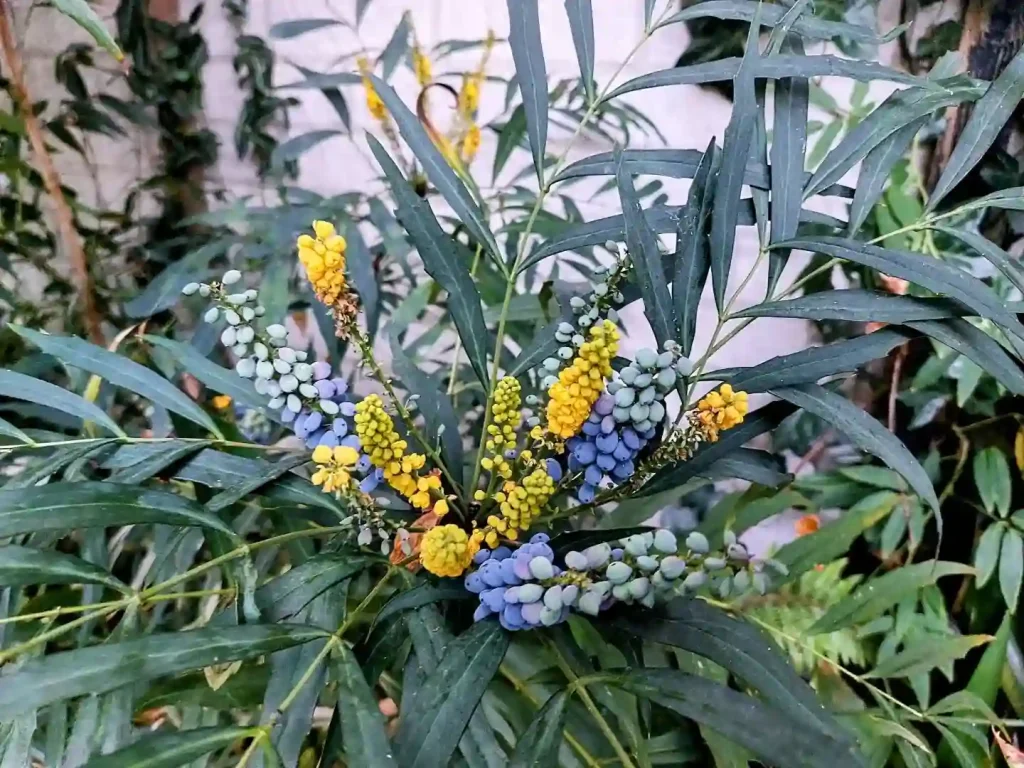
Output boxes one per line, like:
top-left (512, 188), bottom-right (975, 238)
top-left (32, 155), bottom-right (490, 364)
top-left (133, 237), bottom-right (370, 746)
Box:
top-left (269, 19), bottom-right (345, 38)
top-left (0, 544), bottom-right (128, 593)
top-left (0, 369), bottom-right (124, 437)
top-left (973, 447), bottom-right (1012, 517)
top-left (379, 12), bottom-right (409, 80)
top-left (81, 726), bottom-right (251, 767)
top-left (507, 0), bottom-right (548, 183)
top-left (0, 625), bottom-right (326, 720)
top-left (52, 0), bottom-right (123, 58)
top-left (975, 523), bottom-right (1005, 587)
top-left (867, 635), bottom-right (992, 679)
top-left (331, 644), bottom-right (397, 766)
top-left (1000, 529), bottom-right (1023, 612)
top-left (564, 0), bottom-right (595, 103)
top-left (509, 690), bottom-right (568, 768)
top-left (12, 326), bottom-right (221, 437)
top-left (673, 141), bottom-right (716, 356)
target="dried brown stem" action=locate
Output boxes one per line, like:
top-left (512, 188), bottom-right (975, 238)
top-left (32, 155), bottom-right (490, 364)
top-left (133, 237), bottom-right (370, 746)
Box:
top-left (0, 0), bottom-right (103, 344)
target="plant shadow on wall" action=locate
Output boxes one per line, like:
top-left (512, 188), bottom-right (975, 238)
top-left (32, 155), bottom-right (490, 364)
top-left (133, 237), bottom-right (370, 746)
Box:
top-left (2, 0), bottom-right (1024, 766)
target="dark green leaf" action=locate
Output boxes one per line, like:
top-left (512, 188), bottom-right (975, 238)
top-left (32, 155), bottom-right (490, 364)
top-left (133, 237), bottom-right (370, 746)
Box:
top-left (52, 0), bottom-right (122, 58)
top-left (723, 328), bottom-right (914, 393)
top-left (639, 400), bottom-right (797, 497)
top-left (270, 130), bottom-right (342, 169)
top-left (12, 326), bottom-right (220, 437)
top-left (0, 369), bottom-right (124, 437)
top-left (710, 13), bottom-right (760, 310)
top-left (396, 621), bottom-right (509, 768)
top-left (509, 690), bottom-right (569, 768)
top-left (0, 482), bottom-right (237, 539)
top-left (0, 415), bottom-right (30, 444)
top-left (905, 319), bottom-right (1024, 395)
top-left (935, 225), bottom-right (1024, 295)
top-left (79, 726), bottom-right (250, 767)
top-left (372, 581), bottom-right (473, 631)
top-left (803, 80), bottom-right (984, 198)
top-left (867, 635), bottom-right (992, 679)
top-left (379, 12), bottom-right (409, 81)
top-left (607, 55), bottom-right (925, 101)
top-left (125, 243), bottom-right (223, 319)
top-left (507, 0), bottom-right (548, 183)
top-left (0, 625), bottom-right (326, 720)
top-left (674, 142), bottom-right (717, 354)
top-left (771, 384), bottom-right (939, 513)
top-left (205, 453), bottom-right (310, 512)
top-left (960, 187), bottom-right (1024, 213)
top-left (776, 238), bottom-right (1024, 342)
top-left (0, 545), bottom-right (128, 593)
top-left (269, 18), bottom-right (345, 38)
top-left (389, 334), bottom-right (464, 485)
top-left (332, 645), bottom-right (398, 766)
top-left (368, 136), bottom-right (490, 388)
top-left (810, 561), bottom-right (975, 634)
top-left (657, 0), bottom-right (896, 44)
top-left (769, 39), bottom-right (808, 291)
top-left (700, 447), bottom-right (790, 487)
top-left (1000, 529), bottom-right (1023, 612)
top-left (4, 440), bottom-right (116, 489)
top-left (930, 45), bottom-right (1024, 210)
top-left (255, 554), bottom-right (374, 623)
top-left (369, 77), bottom-right (499, 258)
top-left (564, 0), bottom-right (595, 104)
top-left (733, 290), bottom-right (966, 323)
top-left (509, 317), bottom-right (564, 377)
top-left (109, 439), bottom-right (210, 484)
top-left (346, 224), bottom-right (381, 336)
top-left (614, 598), bottom-right (854, 750)
top-left (617, 669), bottom-right (861, 768)
top-left (616, 149), bottom-right (675, 347)
top-left (848, 118), bottom-right (926, 237)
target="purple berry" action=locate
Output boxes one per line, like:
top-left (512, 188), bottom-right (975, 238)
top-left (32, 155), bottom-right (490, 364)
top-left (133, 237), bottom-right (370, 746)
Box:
top-left (473, 604), bottom-right (491, 621)
top-left (521, 601), bottom-right (544, 625)
top-left (499, 558), bottom-right (522, 586)
top-left (312, 361), bottom-right (332, 380)
top-left (530, 532), bottom-right (550, 544)
top-left (492, 546), bottom-right (512, 561)
top-left (465, 573), bottom-right (486, 593)
top-left (473, 550), bottom-right (491, 565)
top-left (544, 458), bottom-right (563, 483)
top-left (578, 484), bottom-right (596, 503)
top-left (594, 393), bottom-right (614, 416)
top-left (482, 587), bottom-right (506, 612)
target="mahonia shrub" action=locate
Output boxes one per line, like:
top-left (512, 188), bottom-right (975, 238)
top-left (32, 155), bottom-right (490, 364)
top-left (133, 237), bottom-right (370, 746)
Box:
top-left (1, 2), bottom-right (1023, 766)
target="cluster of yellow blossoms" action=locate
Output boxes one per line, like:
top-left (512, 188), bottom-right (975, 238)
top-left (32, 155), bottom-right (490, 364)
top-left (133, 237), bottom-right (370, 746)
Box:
top-left (695, 384), bottom-right (749, 443)
top-left (420, 524), bottom-right (479, 577)
top-left (541, 320), bottom-right (619, 440)
top-left (482, 466), bottom-right (554, 546)
top-left (357, 55), bottom-right (388, 122)
top-left (354, 394), bottom-right (443, 513)
top-left (481, 376), bottom-right (521, 479)
top-left (310, 445), bottom-right (360, 494)
top-left (297, 221), bottom-right (348, 308)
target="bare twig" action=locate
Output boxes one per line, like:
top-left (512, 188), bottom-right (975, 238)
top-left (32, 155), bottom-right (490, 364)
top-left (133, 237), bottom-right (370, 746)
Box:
top-left (0, 0), bottom-right (103, 344)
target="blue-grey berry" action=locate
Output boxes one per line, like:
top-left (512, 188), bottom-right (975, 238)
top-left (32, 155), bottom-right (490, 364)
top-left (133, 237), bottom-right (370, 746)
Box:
top-left (279, 374), bottom-right (299, 393)
top-left (220, 327), bottom-right (237, 347)
top-left (612, 583), bottom-right (631, 601)
top-left (222, 270), bottom-right (242, 285)
top-left (233, 343), bottom-right (249, 358)
top-left (525, 395), bottom-right (539, 406)
top-left (635, 348), bottom-right (657, 368)
top-left (583, 543), bottom-right (611, 569)
top-left (656, 351), bottom-right (675, 369)
top-left (529, 557), bottom-right (553, 581)
top-left (321, 400), bottom-right (339, 415)
top-left (287, 394), bottom-right (302, 413)
top-left (253, 342), bottom-right (269, 360)
top-left (278, 347), bottom-right (297, 364)
top-left (704, 557), bottom-right (727, 571)
top-left (578, 591), bottom-right (602, 616)
top-left (676, 357), bottom-right (694, 377)
top-left (267, 396), bottom-right (284, 409)
top-left (564, 551), bottom-right (588, 570)
top-left (686, 531), bottom-right (709, 554)
top-left (628, 577), bottom-right (650, 600)
top-left (659, 556), bottom-right (685, 580)
top-left (558, 322), bottom-right (574, 335)
top-left (753, 572), bottom-right (768, 594)
top-left (612, 406), bottom-right (631, 423)
top-left (570, 297), bottom-right (586, 309)
top-left (236, 359), bottom-right (256, 378)
top-left (634, 373), bottom-right (653, 388)
top-left (682, 571), bottom-right (707, 591)
top-left (266, 324), bottom-right (287, 339)
top-left (638, 386), bottom-right (656, 404)
top-left (254, 306), bottom-right (266, 316)
top-left (606, 561), bottom-right (632, 585)
top-left (594, 284), bottom-right (608, 296)
top-left (620, 367), bottom-right (637, 385)
top-left (614, 388), bottom-right (635, 408)
top-left (198, 284), bottom-right (211, 297)
top-left (204, 307), bottom-right (219, 323)
top-left (542, 375), bottom-right (558, 389)
top-left (236, 326), bottom-right (254, 344)
top-left (656, 369), bottom-right (676, 391)
top-left (561, 584), bottom-right (579, 606)
top-left (591, 581), bottom-right (612, 598)
top-left (557, 347), bottom-right (573, 360)
top-left (629, 403), bottom-right (650, 422)
top-left (578, 316), bottom-right (592, 328)
top-left (293, 363), bottom-right (312, 382)
top-left (227, 293), bottom-right (247, 305)
top-left (653, 529), bottom-right (677, 554)
top-left (623, 535), bottom-right (647, 557)
top-left (527, 416), bottom-right (540, 428)
top-left (555, 331), bottom-right (571, 343)
top-left (733, 569), bottom-right (750, 592)
top-left (256, 361), bottom-right (274, 380)
top-left (224, 310), bottom-right (240, 326)
top-left (182, 282), bottom-right (200, 295)
top-left (518, 584), bottom-right (543, 603)
top-left (607, 380), bottom-right (622, 395)
top-left (543, 358), bottom-right (560, 371)
top-left (727, 543), bottom-right (749, 562)
top-left (540, 606), bottom-right (561, 626)
top-left (717, 578), bottom-right (732, 598)
top-left (636, 555), bottom-right (660, 572)
top-left (299, 383), bottom-right (318, 399)
top-left (242, 307), bottom-right (256, 321)
top-left (244, 289), bottom-right (258, 301)
top-left (273, 359), bottom-right (292, 375)
top-left (254, 377), bottom-right (270, 395)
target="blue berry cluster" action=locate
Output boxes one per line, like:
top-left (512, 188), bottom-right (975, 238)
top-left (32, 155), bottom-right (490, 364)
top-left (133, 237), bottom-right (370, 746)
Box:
top-left (465, 534), bottom-right (574, 630)
top-left (567, 392), bottom-right (656, 503)
top-left (464, 529), bottom-right (763, 630)
top-left (184, 272), bottom-right (382, 491)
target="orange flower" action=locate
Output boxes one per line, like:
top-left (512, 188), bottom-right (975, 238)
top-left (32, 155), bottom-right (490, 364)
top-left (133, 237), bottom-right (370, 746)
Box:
top-left (795, 514), bottom-right (820, 537)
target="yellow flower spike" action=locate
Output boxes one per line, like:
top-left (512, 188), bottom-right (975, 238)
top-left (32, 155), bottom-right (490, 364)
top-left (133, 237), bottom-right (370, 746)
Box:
top-left (544, 320), bottom-right (619, 439)
top-left (297, 221), bottom-right (352, 311)
top-left (310, 441), bottom-right (360, 495)
top-left (313, 220), bottom-right (335, 240)
top-left (355, 394), bottom-right (437, 507)
top-left (420, 524), bottom-right (478, 577)
top-left (412, 45), bottom-right (432, 86)
top-left (434, 498), bottom-right (449, 517)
